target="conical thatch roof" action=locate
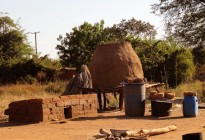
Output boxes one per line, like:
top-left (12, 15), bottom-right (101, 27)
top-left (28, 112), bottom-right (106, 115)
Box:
top-left (90, 42), bottom-right (144, 89)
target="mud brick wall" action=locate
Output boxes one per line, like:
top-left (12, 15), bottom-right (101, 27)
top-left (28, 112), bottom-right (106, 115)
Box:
top-left (8, 94), bottom-right (97, 123)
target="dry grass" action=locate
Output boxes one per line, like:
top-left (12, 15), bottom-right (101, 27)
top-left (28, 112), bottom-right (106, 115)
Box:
top-left (1, 80), bottom-right (204, 115)
top-left (0, 81), bottom-right (68, 113)
top-left (172, 80), bottom-right (205, 103)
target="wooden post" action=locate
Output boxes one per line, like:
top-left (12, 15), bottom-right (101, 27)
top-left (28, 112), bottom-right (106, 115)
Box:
top-left (103, 92), bottom-right (106, 110)
top-left (119, 90), bottom-right (124, 110)
top-left (97, 91), bottom-right (102, 110)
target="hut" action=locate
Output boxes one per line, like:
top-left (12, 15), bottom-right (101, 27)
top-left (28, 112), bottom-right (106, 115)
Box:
top-left (90, 42), bottom-right (144, 110)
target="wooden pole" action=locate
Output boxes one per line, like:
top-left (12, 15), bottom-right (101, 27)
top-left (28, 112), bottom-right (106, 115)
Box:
top-left (31, 31), bottom-right (40, 55)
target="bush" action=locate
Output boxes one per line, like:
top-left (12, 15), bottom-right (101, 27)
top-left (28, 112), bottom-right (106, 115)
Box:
top-left (195, 64), bottom-right (205, 81)
top-left (167, 48), bottom-right (195, 87)
top-left (136, 39), bottom-right (195, 88)
top-left (0, 58), bottom-right (59, 85)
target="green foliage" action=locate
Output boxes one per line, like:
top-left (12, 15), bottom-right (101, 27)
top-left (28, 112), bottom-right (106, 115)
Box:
top-left (192, 44), bottom-right (205, 66)
top-left (0, 56), bottom-right (62, 84)
top-left (166, 48), bottom-right (195, 87)
top-left (0, 16), bottom-right (33, 66)
top-left (136, 38), bottom-right (195, 87)
top-left (56, 18), bottom-right (157, 69)
top-left (56, 20), bottom-right (106, 69)
top-left (0, 15), bottom-right (63, 85)
top-left (135, 39), bottom-right (177, 83)
top-left (109, 18), bottom-right (157, 40)
top-left (195, 64), bottom-right (205, 81)
top-left (152, 0), bottom-right (205, 46)
top-left (172, 80), bottom-right (205, 103)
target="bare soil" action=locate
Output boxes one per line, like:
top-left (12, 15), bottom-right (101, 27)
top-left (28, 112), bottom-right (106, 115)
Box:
top-left (0, 105), bottom-right (205, 140)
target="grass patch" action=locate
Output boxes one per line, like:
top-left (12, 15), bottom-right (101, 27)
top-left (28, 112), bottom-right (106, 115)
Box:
top-left (172, 80), bottom-right (205, 103)
top-left (0, 81), bottom-right (68, 112)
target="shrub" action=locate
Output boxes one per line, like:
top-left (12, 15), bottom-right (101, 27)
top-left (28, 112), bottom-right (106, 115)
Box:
top-left (167, 48), bottom-right (195, 87)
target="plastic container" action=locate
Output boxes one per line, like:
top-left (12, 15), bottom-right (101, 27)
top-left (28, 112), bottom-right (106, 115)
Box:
top-left (124, 83), bottom-right (145, 117)
top-left (183, 96), bottom-right (198, 117)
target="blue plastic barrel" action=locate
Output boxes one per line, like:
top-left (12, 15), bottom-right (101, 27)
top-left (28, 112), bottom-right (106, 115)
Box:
top-left (183, 96), bottom-right (198, 117)
top-left (124, 83), bottom-right (145, 117)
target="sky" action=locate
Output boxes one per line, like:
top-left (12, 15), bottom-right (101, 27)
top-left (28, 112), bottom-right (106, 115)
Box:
top-left (0, 0), bottom-right (164, 59)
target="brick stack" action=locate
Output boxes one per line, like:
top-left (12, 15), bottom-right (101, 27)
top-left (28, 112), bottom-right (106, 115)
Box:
top-left (8, 94), bottom-right (97, 123)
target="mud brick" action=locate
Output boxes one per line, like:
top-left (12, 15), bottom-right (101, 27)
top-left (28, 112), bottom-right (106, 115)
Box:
top-left (93, 104), bottom-right (98, 110)
top-left (42, 98), bottom-right (52, 104)
top-left (68, 95), bottom-right (77, 99)
top-left (76, 94), bottom-right (84, 99)
top-left (50, 108), bottom-right (56, 114)
top-left (78, 110), bottom-right (85, 116)
top-left (71, 99), bottom-right (79, 105)
top-left (42, 103), bottom-right (47, 109)
top-left (71, 105), bottom-right (78, 111)
top-left (56, 101), bottom-right (64, 107)
top-left (42, 115), bottom-right (49, 121)
top-left (64, 100), bottom-right (71, 106)
top-left (91, 94), bottom-right (97, 98)
top-left (59, 95), bottom-right (69, 101)
top-left (80, 105), bottom-right (85, 110)
top-left (93, 99), bottom-right (97, 104)
top-left (52, 97), bottom-right (61, 102)
top-left (54, 107), bottom-right (64, 114)
top-left (48, 114), bottom-right (58, 120)
top-left (79, 99), bottom-right (87, 105)
top-left (57, 114), bottom-right (64, 120)
top-left (88, 104), bottom-right (92, 109)
top-left (83, 104), bottom-right (90, 110)
top-left (47, 103), bottom-right (55, 108)
top-left (86, 99), bottom-right (93, 103)
top-left (43, 108), bottom-right (51, 115)
top-left (83, 94), bottom-right (90, 99)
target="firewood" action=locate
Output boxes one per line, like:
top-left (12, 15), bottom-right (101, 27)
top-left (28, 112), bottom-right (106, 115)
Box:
top-left (133, 78), bottom-right (144, 83)
top-left (184, 91), bottom-right (197, 96)
top-left (155, 92), bottom-right (164, 99)
top-left (121, 130), bottom-right (140, 137)
top-left (138, 125), bottom-right (177, 136)
top-left (165, 92), bottom-right (175, 99)
top-left (129, 136), bottom-right (148, 140)
top-left (99, 128), bottom-right (111, 137)
top-left (126, 77), bottom-right (134, 84)
top-left (93, 134), bottom-right (107, 139)
top-left (110, 129), bottom-right (130, 137)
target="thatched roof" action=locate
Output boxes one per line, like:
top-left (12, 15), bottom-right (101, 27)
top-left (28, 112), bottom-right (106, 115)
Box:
top-left (90, 42), bottom-right (144, 89)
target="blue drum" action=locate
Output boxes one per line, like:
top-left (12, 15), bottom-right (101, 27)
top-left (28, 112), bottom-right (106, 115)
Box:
top-left (183, 96), bottom-right (198, 117)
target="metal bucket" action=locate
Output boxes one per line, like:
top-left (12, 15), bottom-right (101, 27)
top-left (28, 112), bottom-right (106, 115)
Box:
top-left (124, 83), bottom-right (145, 117)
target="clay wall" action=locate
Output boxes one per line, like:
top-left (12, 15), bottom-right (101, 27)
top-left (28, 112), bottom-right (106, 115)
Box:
top-left (8, 94), bottom-right (97, 123)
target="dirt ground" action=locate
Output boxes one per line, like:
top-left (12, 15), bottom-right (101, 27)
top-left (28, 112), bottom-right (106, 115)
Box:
top-left (0, 105), bottom-right (205, 140)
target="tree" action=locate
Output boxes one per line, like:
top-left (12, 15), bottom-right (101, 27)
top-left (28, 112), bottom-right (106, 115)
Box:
top-left (0, 15), bottom-right (33, 66)
top-left (167, 48), bottom-right (195, 87)
top-left (135, 38), bottom-right (195, 87)
top-left (192, 44), bottom-right (205, 66)
top-left (135, 38), bottom-right (178, 84)
top-left (152, 0), bottom-right (205, 46)
top-left (106, 18), bottom-right (157, 41)
top-left (56, 20), bottom-right (106, 69)
top-left (56, 19), bottom-right (157, 69)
